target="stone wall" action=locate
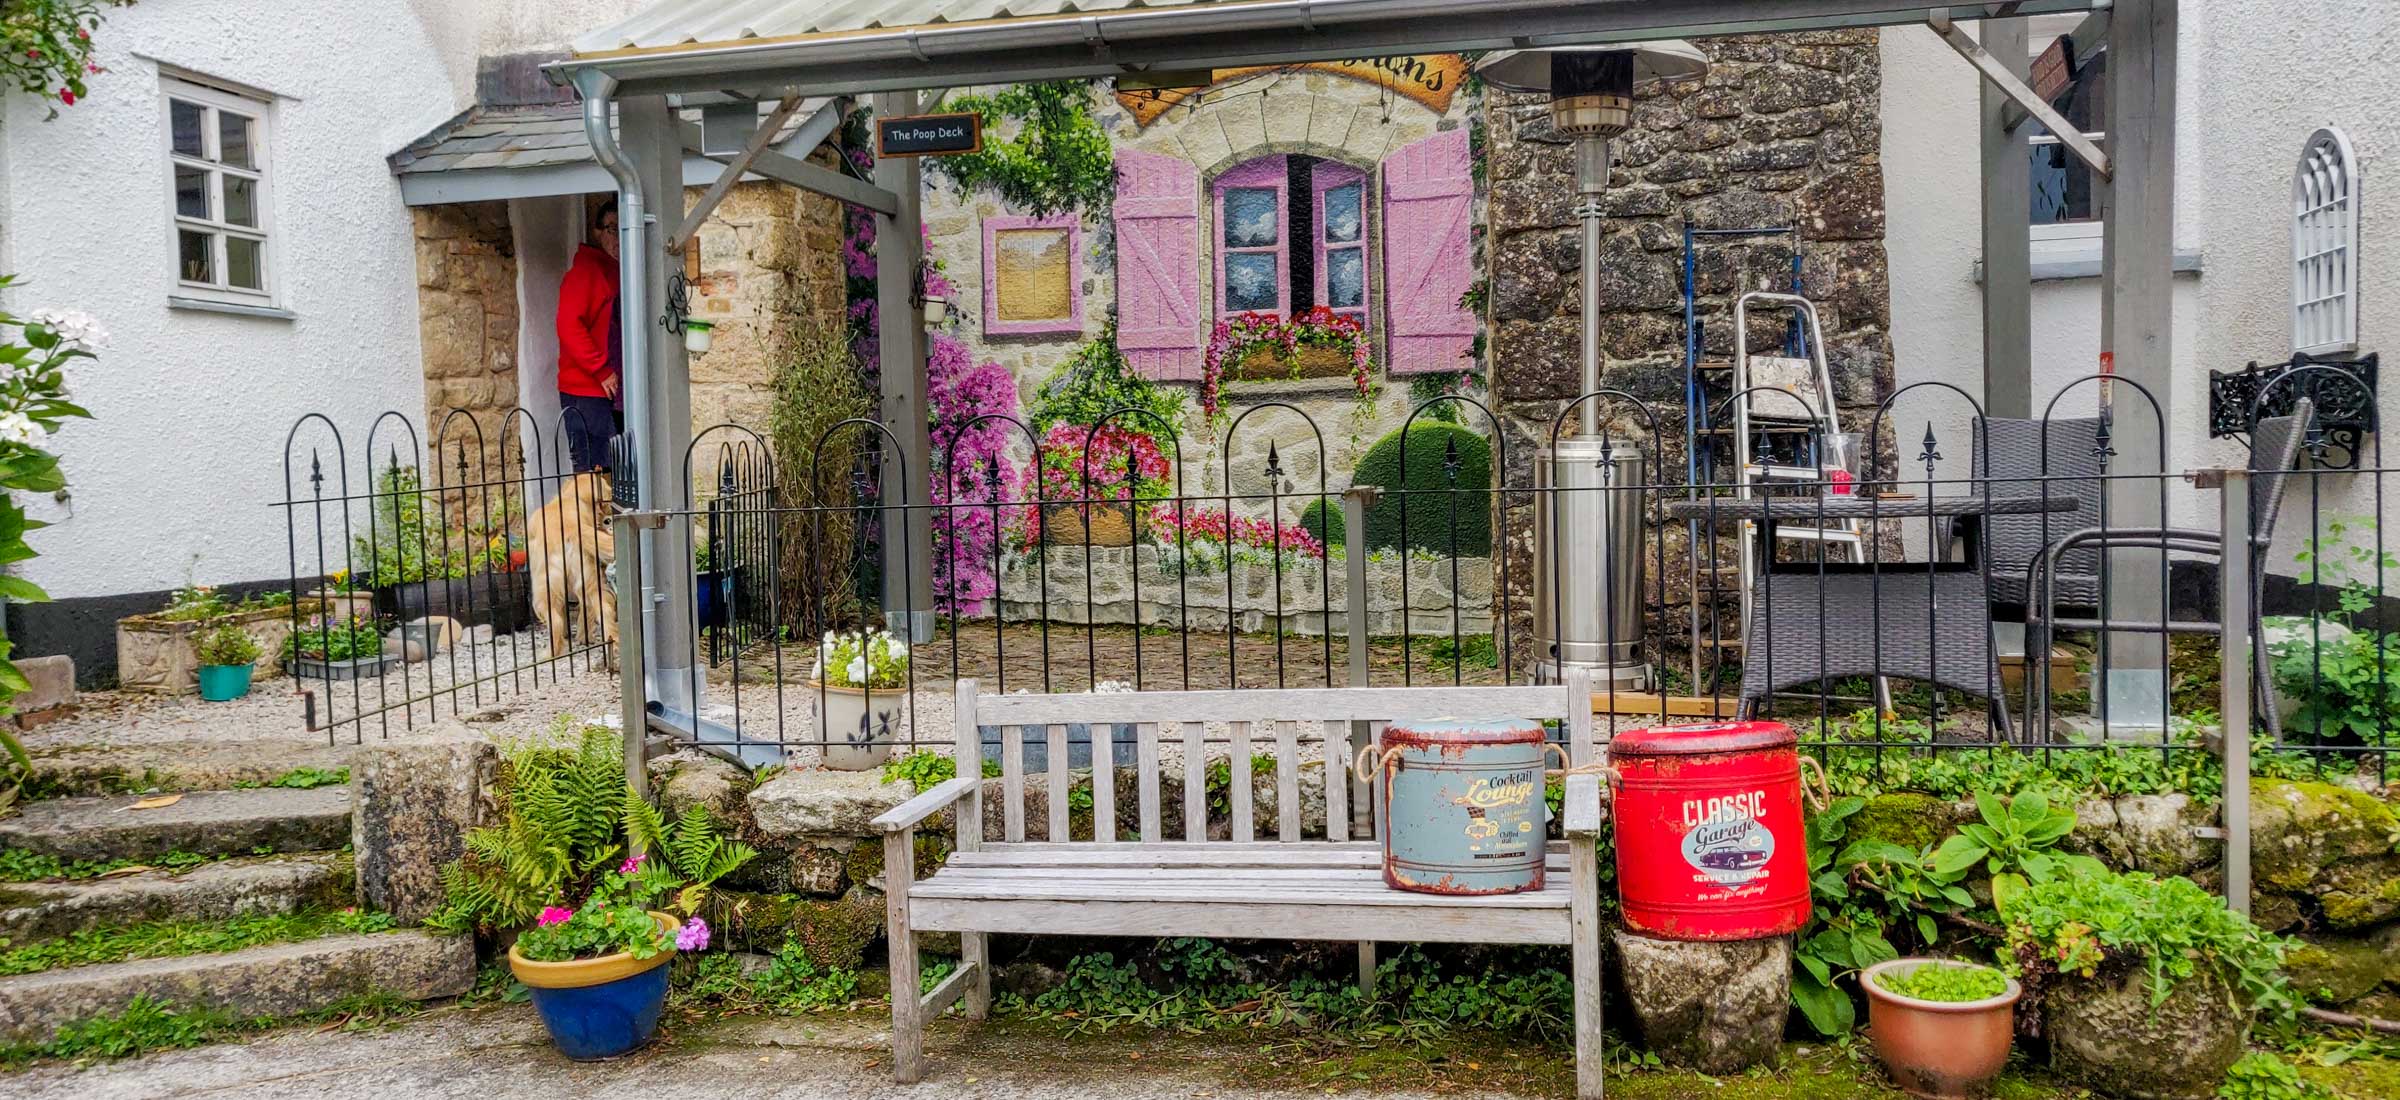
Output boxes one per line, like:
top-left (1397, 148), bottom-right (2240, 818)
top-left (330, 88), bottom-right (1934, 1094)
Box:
top-left (684, 171), bottom-right (849, 474)
top-left (414, 201), bottom-right (522, 518)
top-left (1482, 30), bottom-right (1894, 663)
top-left (992, 545), bottom-right (1492, 636)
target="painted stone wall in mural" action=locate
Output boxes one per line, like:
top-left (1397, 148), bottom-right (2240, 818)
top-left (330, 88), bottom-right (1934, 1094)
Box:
top-left (912, 59), bottom-right (1494, 621)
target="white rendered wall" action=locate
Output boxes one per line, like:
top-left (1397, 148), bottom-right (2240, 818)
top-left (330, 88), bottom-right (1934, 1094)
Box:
top-left (511, 194), bottom-right (580, 488)
top-left (0, 1), bottom-right (480, 599)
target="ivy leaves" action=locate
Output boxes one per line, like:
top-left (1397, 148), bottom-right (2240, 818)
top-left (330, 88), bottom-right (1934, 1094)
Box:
top-left (928, 83), bottom-right (1116, 218)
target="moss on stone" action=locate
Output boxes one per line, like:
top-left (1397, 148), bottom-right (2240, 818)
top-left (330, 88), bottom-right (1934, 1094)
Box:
top-left (2248, 779), bottom-right (2400, 894)
top-left (839, 834), bottom-right (951, 888)
top-left (2317, 859), bottom-right (2400, 930)
top-left (2284, 935), bottom-right (2390, 1004)
top-left (1849, 793), bottom-right (1954, 853)
top-left (786, 892), bottom-right (883, 971)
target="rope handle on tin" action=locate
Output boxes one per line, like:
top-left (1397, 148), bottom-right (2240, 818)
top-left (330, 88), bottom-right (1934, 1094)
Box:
top-left (1352, 742), bottom-right (1618, 785)
top-left (1542, 742), bottom-right (1618, 782)
top-left (1350, 744), bottom-right (1406, 784)
top-left (1797, 754), bottom-right (1830, 812)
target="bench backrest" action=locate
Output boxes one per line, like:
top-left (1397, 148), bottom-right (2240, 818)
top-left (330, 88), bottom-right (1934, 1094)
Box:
top-left (957, 668), bottom-right (1594, 844)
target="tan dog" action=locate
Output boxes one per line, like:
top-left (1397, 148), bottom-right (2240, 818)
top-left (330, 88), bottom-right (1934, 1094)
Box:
top-left (527, 470), bottom-right (617, 658)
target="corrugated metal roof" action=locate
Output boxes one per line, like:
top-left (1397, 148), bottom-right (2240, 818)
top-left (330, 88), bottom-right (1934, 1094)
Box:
top-left (575, 0), bottom-right (1240, 55)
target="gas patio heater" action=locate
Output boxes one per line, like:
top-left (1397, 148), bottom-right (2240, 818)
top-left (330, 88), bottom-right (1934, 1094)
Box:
top-left (1478, 42), bottom-right (1708, 692)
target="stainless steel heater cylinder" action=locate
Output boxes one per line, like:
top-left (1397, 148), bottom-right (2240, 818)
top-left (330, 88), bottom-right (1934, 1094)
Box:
top-left (1533, 438), bottom-right (1649, 690)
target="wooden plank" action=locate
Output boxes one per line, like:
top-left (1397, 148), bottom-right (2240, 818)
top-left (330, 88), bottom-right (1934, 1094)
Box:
top-left (1182, 721), bottom-right (1207, 843)
top-left (1978, 14), bottom-right (2034, 418)
top-left (1926, 12), bottom-right (2110, 179)
top-left (1092, 727), bottom-right (1116, 843)
top-left (668, 91), bottom-right (807, 253)
top-left (1570, 833), bottom-right (1604, 1100)
top-left (909, 877), bottom-right (1569, 907)
top-left (883, 827), bottom-right (923, 1082)
top-left (1565, 669), bottom-right (1596, 768)
top-left (973, 684), bottom-right (1577, 726)
top-left (1047, 724), bottom-right (1070, 842)
top-left (920, 959), bottom-right (978, 1019)
top-left (1229, 721), bottom-right (1254, 843)
top-left (872, 777), bottom-right (979, 834)
top-left (910, 897), bottom-right (1572, 945)
top-left (1002, 723), bottom-right (1025, 843)
top-left (924, 866), bottom-right (1577, 889)
top-left (947, 840), bottom-right (1572, 867)
top-left (1137, 722), bottom-right (1163, 844)
top-left (1323, 719), bottom-right (1349, 843)
top-left (1275, 722), bottom-right (1301, 842)
top-left (1589, 691), bottom-right (1734, 717)
top-left (951, 680), bottom-right (989, 1020)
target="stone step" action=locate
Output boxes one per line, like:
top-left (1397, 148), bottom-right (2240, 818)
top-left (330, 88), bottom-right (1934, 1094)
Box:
top-left (28, 738), bottom-right (353, 798)
top-left (0, 929), bottom-right (474, 1044)
top-left (0, 853), bottom-right (345, 945)
top-left (0, 787), bottom-right (352, 864)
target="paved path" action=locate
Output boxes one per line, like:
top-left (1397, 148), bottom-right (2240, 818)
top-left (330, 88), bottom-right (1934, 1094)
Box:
top-left (11, 1005), bottom-right (1461, 1100)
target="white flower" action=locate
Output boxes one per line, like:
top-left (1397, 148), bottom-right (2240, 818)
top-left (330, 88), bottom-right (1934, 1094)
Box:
top-left (27, 308), bottom-right (107, 350)
top-left (0, 412), bottom-right (47, 448)
top-left (1094, 680), bottom-right (1135, 694)
top-left (845, 656), bottom-right (868, 683)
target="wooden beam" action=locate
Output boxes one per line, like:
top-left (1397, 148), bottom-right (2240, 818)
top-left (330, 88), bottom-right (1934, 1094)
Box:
top-left (2002, 9), bottom-right (2108, 132)
top-left (666, 92), bottom-right (807, 254)
top-left (674, 108), bottom-right (901, 217)
top-left (1926, 11), bottom-right (2109, 180)
top-left (1979, 15), bottom-right (2034, 419)
top-left (874, 89), bottom-right (935, 642)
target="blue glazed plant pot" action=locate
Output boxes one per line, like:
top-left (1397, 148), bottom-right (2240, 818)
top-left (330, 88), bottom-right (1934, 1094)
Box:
top-left (508, 912), bottom-right (679, 1060)
top-left (196, 663), bottom-right (254, 702)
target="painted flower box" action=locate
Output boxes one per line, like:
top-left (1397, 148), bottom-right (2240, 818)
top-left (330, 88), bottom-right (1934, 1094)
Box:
top-left (1040, 502), bottom-right (1137, 547)
top-left (117, 603), bottom-right (313, 696)
top-left (1231, 342), bottom-right (1355, 382)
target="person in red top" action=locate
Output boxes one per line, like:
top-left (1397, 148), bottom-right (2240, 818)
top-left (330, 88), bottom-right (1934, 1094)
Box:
top-left (555, 200), bottom-right (623, 472)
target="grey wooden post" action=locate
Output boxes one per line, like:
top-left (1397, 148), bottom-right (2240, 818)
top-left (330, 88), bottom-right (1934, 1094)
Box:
top-left (874, 91), bottom-right (937, 643)
top-left (2098, 0), bottom-right (2179, 719)
top-left (1341, 485), bottom-right (1379, 995)
top-left (2214, 469), bottom-right (2253, 916)
top-left (1978, 16), bottom-right (2032, 420)
top-left (622, 95), bottom-right (703, 722)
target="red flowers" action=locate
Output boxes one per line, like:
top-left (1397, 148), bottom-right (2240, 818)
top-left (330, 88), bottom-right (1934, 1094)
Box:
top-left (1146, 503), bottom-right (1326, 559)
top-left (1200, 310), bottom-right (1376, 423)
top-left (57, 89), bottom-right (73, 105)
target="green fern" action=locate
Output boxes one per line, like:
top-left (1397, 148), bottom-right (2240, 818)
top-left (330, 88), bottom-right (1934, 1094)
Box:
top-left (428, 718), bottom-right (756, 933)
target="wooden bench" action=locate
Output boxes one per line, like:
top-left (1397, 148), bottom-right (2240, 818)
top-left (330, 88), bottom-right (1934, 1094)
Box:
top-left (872, 669), bottom-right (1609, 1097)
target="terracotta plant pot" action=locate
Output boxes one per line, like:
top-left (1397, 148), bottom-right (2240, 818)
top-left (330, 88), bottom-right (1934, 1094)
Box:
top-left (1862, 958), bottom-right (2021, 1100)
top-left (2044, 967), bottom-right (2248, 1099)
top-left (811, 680), bottom-right (904, 771)
top-left (508, 911), bottom-right (680, 1060)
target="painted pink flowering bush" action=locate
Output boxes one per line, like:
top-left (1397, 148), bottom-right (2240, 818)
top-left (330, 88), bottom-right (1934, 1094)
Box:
top-left (1147, 503), bottom-right (1326, 561)
top-left (928, 333), bottom-right (1026, 615)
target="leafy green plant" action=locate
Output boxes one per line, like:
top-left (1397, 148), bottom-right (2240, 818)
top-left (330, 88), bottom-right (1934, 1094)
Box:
top-left (1928, 790), bottom-right (2104, 913)
top-left (1872, 961), bottom-right (2007, 1003)
top-left (195, 621), bottom-right (262, 667)
top-left (2004, 868), bottom-right (2292, 1020)
top-left (1299, 423), bottom-right (1492, 555)
top-left (282, 617), bottom-right (384, 662)
top-left (428, 719), bottom-right (756, 936)
top-left (0, 995), bottom-right (228, 1064)
top-left (260, 766), bottom-right (349, 790)
top-left (879, 750), bottom-right (1000, 789)
top-left (2217, 1051), bottom-right (2337, 1100)
top-left (2271, 516), bottom-right (2400, 743)
top-left (0, 281), bottom-right (103, 817)
top-left (1025, 324), bottom-right (1188, 441)
top-left (0, 907), bottom-right (393, 977)
top-left (929, 82), bottom-right (1114, 217)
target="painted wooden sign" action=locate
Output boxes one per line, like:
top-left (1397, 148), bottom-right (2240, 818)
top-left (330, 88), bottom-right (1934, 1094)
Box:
top-left (876, 112), bottom-right (983, 158)
top-left (1115, 54), bottom-right (1468, 127)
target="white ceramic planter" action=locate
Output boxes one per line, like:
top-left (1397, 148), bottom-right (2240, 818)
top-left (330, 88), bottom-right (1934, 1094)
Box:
top-left (682, 320), bottom-right (714, 354)
top-left (812, 681), bottom-right (903, 770)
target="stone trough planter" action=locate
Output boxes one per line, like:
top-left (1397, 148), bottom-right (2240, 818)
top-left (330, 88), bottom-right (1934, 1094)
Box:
top-left (117, 602), bottom-right (315, 696)
top-left (368, 570), bottom-right (532, 634)
top-left (286, 653), bottom-right (402, 682)
top-left (2045, 967), bottom-right (2248, 1099)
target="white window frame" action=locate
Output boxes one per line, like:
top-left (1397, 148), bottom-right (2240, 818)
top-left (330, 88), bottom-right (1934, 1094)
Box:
top-left (2027, 16), bottom-right (2104, 261)
top-left (2292, 126), bottom-right (2360, 356)
top-left (160, 74), bottom-right (277, 308)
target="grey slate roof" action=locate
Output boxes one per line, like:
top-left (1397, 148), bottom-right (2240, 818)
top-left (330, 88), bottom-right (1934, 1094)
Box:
top-left (390, 104), bottom-right (600, 176)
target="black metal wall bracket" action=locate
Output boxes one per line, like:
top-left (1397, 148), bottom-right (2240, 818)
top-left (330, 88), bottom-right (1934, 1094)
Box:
top-left (2208, 351), bottom-right (2378, 469)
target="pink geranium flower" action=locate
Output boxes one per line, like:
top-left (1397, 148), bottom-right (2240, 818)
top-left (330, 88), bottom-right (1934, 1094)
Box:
top-left (675, 917), bottom-right (710, 952)
top-left (536, 906), bottom-right (573, 927)
top-left (619, 853), bottom-right (646, 875)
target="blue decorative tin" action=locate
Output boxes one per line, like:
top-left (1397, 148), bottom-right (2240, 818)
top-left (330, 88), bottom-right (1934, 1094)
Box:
top-left (1374, 718), bottom-right (1549, 895)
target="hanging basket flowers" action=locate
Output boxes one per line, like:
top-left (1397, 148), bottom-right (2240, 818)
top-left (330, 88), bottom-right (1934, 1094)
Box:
top-left (1200, 308), bottom-right (1377, 425)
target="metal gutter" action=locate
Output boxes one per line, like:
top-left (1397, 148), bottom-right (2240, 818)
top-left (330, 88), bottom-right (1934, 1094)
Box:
top-left (552, 0), bottom-right (2103, 97)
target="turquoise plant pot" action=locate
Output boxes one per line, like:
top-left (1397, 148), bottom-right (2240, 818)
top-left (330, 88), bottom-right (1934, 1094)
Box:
top-left (196, 663), bottom-right (254, 702)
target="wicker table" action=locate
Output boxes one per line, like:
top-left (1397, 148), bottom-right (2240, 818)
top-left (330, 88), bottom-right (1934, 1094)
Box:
top-left (1664, 494), bottom-right (2082, 734)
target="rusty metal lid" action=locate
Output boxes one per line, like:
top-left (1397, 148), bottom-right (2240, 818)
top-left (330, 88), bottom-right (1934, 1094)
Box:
top-left (1610, 720), bottom-right (1795, 756)
top-left (1385, 718), bottom-right (1548, 747)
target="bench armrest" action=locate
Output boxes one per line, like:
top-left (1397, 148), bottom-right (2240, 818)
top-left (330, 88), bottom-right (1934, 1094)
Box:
top-left (1562, 773), bottom-right (1609, 839)
top-left (872, 776), bottom-right (980, 834)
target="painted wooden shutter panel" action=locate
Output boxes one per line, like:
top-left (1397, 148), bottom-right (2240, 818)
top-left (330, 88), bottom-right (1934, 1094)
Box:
top-left (1113, 149), bottom-right (1203, 381)
top-left (1380, 129), bottom-right (1477, 375)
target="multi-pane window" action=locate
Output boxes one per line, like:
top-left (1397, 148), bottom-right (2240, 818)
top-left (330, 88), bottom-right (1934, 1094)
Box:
top-left (2028, 41), bottom-right (2105, 227)
top-left (1212, 154), bottom-right (1372, 325)
top-left (2293, 127), bottom-right (2360, 355)
top-left (164, 77), bottom-right (272, 303)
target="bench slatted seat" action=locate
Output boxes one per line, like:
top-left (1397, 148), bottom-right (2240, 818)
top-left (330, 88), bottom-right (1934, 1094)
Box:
top-left (872, 670), bottom-right (1608, 1097)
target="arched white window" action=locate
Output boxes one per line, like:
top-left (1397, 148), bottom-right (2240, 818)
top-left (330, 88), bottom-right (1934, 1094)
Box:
top-left (2293, 127), bottom-right (2360, 355)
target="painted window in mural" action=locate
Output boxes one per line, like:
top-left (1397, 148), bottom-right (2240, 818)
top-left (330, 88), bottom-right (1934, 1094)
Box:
top-left (983, 214), bottom-right (1082, 336)
top-left (1212, 155), bottom-right (1373, 328)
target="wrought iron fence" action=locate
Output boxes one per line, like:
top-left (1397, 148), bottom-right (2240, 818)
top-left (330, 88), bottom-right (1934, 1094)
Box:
top-left (610, 378), bottom-right (2392, 792)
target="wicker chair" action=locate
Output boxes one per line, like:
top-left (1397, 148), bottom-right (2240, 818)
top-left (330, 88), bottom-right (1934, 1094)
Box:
top-left (2022, 400), bottom-right (2315, 738)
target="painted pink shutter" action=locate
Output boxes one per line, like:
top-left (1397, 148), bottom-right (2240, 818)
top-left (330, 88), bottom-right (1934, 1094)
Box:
top-left (1113, 149), bottom-right (1203, 381)
top-left (1380, 129), bottom-right (1476, 374)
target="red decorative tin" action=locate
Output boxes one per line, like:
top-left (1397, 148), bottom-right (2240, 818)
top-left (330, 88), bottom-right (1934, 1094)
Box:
top-left (1611, 720), bottom-right (1810, 940)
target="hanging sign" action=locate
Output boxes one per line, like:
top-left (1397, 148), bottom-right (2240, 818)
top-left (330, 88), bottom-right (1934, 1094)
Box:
top-left (1115, 54), bottom-right (1469, 127)
top-left (876, 113), bottom-right (983, 158)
